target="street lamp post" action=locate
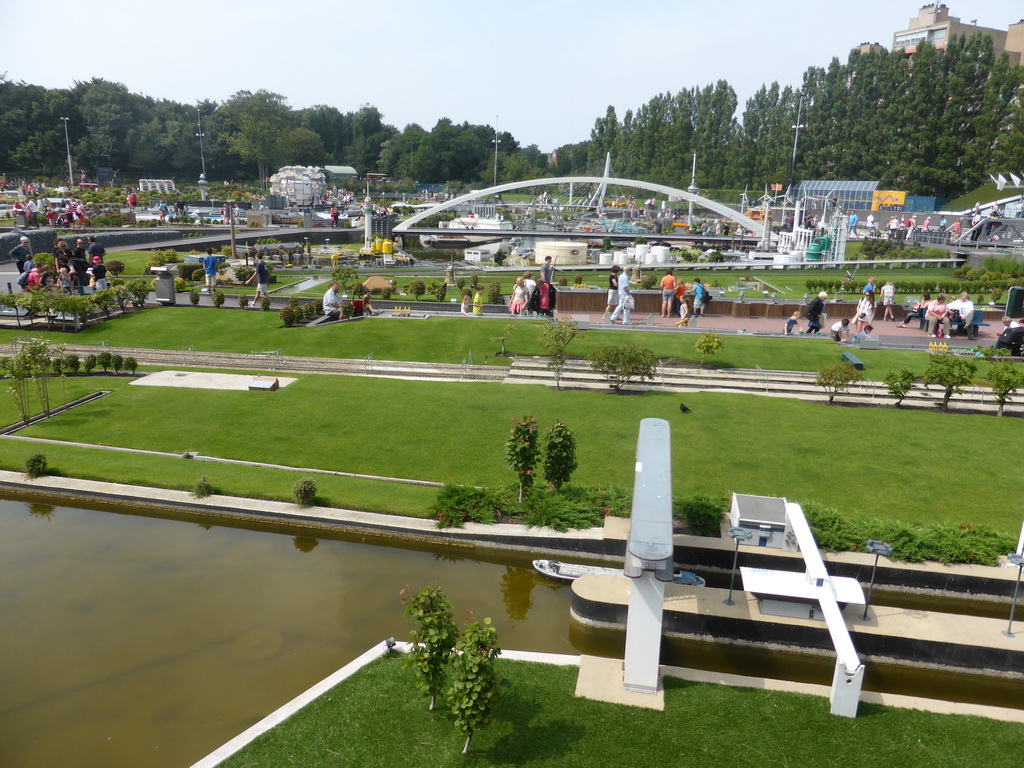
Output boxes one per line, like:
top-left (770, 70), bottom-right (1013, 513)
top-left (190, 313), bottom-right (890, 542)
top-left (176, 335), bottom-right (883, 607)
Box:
top-left (1004, 552), bottom-right (1024, 638)
top-left (492, 117), bottom-right (500, 188)
top-left (196, 110), bottom-right (207, 177)
top-left (860, 539), bottom-right (894, 621)
top-left (59, 117), bottom-right (73, 187)
top-left (724, 527), bottom-right (753, 606)
top-left (786, 92), bottom-right (805, 192)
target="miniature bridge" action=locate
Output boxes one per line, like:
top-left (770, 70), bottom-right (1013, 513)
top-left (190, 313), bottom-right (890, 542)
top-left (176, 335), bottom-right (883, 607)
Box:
top-left (394, 177), bottom-right (769, 242)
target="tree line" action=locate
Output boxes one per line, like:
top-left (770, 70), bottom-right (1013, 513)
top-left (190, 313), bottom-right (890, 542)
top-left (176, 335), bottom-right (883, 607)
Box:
top-left (2, 34), bottom-right (1020, 198)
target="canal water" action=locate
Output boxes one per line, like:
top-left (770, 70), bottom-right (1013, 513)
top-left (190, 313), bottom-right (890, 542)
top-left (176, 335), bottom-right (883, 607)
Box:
top-left (2, 496), bottom-right (1020, 768)
top-left (0, 496), bottom-right (580, 768)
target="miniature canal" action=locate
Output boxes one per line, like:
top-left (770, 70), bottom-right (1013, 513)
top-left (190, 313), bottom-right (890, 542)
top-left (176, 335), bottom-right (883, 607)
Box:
top-left (1, 495), bottom-right (1020, 768)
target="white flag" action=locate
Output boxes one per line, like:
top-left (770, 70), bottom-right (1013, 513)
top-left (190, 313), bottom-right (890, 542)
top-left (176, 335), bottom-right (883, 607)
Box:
top-left (989, 174), bottom-right (1000, 187)
top-left (996, 174), bottom-right (1008, 191)
top-left (1010, 173), bottom-right (1022, 188)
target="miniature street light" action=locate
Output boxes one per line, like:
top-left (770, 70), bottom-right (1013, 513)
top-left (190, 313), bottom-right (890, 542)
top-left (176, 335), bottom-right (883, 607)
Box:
top-left (1004, 552), bottom-right (1024, 638)
top-left (860, 539), bottom-right (894, 621)
top-left (724, 527), bottom-right (753, 606)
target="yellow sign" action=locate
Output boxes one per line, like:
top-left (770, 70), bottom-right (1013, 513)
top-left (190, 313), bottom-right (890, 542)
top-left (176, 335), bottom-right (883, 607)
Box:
top-left (872, 190), bottom-right (906, 211)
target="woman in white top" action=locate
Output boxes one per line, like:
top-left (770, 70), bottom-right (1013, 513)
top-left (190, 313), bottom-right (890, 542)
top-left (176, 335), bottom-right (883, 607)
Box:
top-left (509, 277), bottom-right (527, 315)
top-left (854, 291), bottom-right (876, 334)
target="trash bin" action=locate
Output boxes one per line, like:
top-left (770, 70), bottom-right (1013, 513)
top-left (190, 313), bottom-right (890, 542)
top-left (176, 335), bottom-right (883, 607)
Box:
top-left (152, 266), bottom-right (176, 306)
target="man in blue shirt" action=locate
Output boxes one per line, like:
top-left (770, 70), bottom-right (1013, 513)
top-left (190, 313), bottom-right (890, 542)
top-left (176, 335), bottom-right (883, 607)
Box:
top-left (202, 248), bottom-right (219, 292)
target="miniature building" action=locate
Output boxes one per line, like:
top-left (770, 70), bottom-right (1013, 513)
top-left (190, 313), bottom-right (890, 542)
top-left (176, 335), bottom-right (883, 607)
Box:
top-left (269, 166), bottom-right (327, 206)
top-left (730, 493), bottom-right (797, 551)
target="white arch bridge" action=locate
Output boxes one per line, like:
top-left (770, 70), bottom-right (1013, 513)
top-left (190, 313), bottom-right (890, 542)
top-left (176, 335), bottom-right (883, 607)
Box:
top-left (393, 176), bottom-right (770, 244)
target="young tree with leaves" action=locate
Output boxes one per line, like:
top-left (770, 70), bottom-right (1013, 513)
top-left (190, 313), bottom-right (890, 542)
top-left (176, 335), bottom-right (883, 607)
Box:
top-left (924, 354), bottom-right (977, 410)
top-left (541, 319), bottom-right (580, 389)
top-left (884, 369), bottom-right (916, 408)
top-left (448, 616), bottom-right (501, 755)
top-left (506, 414), bottom-right (539, 502)
top-left (401, 585), bottom-right (458, 711)
top-left (694, 331), bottom-right (724, 366)
top-left (815, 361), bottom-right (863, 404)
top-left (986, 361), bottom-right (1024, 417)
top-left (589, 344), bottom-right (656, 391)
top-left (543, 421), bottom-right (577, 491)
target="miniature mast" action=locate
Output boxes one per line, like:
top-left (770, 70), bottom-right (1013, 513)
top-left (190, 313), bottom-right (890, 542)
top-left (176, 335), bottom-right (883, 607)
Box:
top-left (622, 418), bottom-right (675, 694)
top-left (687, 154), bottom-right (699, 226)
top-left (363, 195), bottom-right (374, 252)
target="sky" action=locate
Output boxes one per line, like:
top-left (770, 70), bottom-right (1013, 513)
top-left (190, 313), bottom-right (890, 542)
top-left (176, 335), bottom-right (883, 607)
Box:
top-left (5, 1), bottom-right (1023, 152)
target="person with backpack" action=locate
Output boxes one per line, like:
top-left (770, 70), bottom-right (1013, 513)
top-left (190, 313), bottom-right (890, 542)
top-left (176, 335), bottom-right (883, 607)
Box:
top-left (693, 278), bottom-right (710, 316)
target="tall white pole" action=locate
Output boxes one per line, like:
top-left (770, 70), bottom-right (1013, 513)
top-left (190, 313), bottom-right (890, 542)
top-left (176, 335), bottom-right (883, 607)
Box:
top-left (687, 153), bottom-right (698, 226)
top-left (492, 116), bottom-right (500, 188)
top-left (59, 117), bottom-right (73, 186)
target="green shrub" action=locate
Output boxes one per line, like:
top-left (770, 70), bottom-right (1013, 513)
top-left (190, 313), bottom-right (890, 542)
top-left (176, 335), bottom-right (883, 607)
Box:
top-left (520, 489), bottom-right (603, 532)
top-left (193, 475), bottom-right (213, 498)
top-left (111, 354), bottom-right (123, 374)
top-left (62, 354), bottom-right (80, 375)
top-left (280, 306), bottom-right (300, 326)
top-left (589, 345), bottom-right (657, 390)
top-left (189, 289), bottom-right (200, 306)
top-left (409, 280), bottom-right (426, 299)
top-left (238, 294), bottom-right (249, 309)
top-left (640, 275), bottom-right (658, 290)
top-left (293, 477), bottom-right (317, 507)
top-left (381, 287), bottom-right (392, 300)
top-left (83, 354), bottom-right (97, 374)
top-left (487, 281), bottom-right (502, 305)
top-left (432, 484), bottom-right (498, 528)
top-left (124, 357), bottom-right (138, 375)
top-left (97, 351), bottom-right (112, 372)
top-left (174, 277), bottom-right (187, 292)
top-left (24, 453), bottom-right (47, 479)
top-left (234, 265), bottom-right (255, 284)
top-left (260, 295), bottom-right (272, 312)
top-left (674, 494), bottom-right (725, 536)
top-left (212, 290), bottom-right (225, 308)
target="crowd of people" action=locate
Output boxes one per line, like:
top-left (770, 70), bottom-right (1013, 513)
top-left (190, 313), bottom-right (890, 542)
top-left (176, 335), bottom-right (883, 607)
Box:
top-left (10, 235), bottom-right (108, 294)
top-left (11, 197), bottom-right (91, 229)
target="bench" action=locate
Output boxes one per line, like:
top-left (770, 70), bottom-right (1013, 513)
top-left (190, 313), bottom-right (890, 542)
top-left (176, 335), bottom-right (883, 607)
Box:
top-left (917, 314), bottom-right (990, 338)
top-left (841, 351), bottom-right (864, 370)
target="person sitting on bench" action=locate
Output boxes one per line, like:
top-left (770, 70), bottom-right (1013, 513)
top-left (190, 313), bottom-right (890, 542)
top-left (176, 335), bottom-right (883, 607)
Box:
top-left (897, 293), bottom-right (930, 327)
top-left (947, 292), bottom-right (976, 340)
top-left (322, 282), bottom-right (345, 320)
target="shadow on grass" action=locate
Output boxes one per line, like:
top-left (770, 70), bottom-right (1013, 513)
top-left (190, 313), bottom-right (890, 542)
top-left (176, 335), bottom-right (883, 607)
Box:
top-left (485, 691), bottom-right (585, 765)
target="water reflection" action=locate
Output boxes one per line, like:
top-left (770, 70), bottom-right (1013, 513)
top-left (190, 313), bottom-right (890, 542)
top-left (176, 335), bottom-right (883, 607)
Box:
top-left (500, 566), bottom-right (536, 622)
top-left (27, 502), bottom-right (54, 518)
top-left (292, 536), bottom-right (319, 553)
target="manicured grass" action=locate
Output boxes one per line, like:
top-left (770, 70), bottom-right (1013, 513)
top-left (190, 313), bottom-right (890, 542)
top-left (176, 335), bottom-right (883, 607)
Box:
top-left (220, 655), bottom-right (1024, 768)
top-left (0, 306), bottom-right (960, 380)
top-left (6, 374), bottom-right (1022, 534)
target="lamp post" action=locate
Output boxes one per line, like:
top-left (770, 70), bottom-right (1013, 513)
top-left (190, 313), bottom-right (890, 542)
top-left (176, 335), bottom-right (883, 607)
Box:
top-left (492, 116), bottom-right (500, 188)
top-left (1004, 552), bottom-right (1024, 638)
top-left (59, 117), bottom-right (73, 187)
top-left (786, 92), bottom-right (805, 192)
top-left (860, 539), bottom-right (894, 621)
top-left (196, 109), bottom-right (207, 177)
top-left (724, 527), bottom-right (753, 606)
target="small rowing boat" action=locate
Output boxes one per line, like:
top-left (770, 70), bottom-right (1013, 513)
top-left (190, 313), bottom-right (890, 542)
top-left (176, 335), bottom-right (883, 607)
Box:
top-left (532, 559), bottom-right (705, 586)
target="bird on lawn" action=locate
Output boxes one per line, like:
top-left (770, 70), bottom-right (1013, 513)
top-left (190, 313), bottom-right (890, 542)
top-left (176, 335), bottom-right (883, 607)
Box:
top-left (678, 402), bottom-right (691, 414)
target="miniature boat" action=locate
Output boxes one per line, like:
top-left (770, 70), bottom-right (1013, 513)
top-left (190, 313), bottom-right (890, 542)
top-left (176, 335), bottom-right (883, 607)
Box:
top-left (532, 559), bottom-right (705, 586)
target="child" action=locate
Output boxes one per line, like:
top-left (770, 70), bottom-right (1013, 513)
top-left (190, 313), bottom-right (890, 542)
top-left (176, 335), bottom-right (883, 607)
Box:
top-left (786, 311), bottom-right (802, 335)
top-left (472, 284), bottom-right (485, 314)
top-left (460, 291), bottom-right (472, 315)
top-left (675, 296), bottom-right (691, 327)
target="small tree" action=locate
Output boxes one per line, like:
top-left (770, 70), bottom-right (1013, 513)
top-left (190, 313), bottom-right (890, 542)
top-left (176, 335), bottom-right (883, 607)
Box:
top-left (448, 616), bottom-right (501, 755)
top-left (923, 354), bottom-right (977, 410)
top-left (815, 361), bottom-right (863, 404)
top-left (97, 351), bottom-right (112, 372)
top-left (212, 290), bottom-right (226, 308)
top-left (543, 421), bottom-right (577, 491)
top-left (111, 354), bottom-right (124, 374)
top-left (884, 369), bottom-right (916, 407)
top-left (104, 259), bottom-right (125, 277)
top-left (506, 414), bottom-right (540, 502)
top-left (987, 361), bottom-right (1024, 417)
top-left (589, 344), bottom-right (656, 391)
top-left (694, 332), bottom-right (724, 366)
top-left (292, 477), bottom-right (317, 507)
top-left (124, 357), bottom-right (138, 376)
top-left (486, 281), bottom-right (502, 305)
top-left (83, 354), bottom-right (97, 374)
top-left (260, 295), bottom-right (272, 312)
top-left (493, 323), bottom-right (516, 357)
top-left (193, 476), bottom-right (213, 498)
top-left (24, 453), bottom-right (48, 479)
top-left (238, 294), bottom-right (249, 309)
top-left (401, 585), bottom-right (458, 711)
top-left (2, 353), bottom-right (32, 425)
top-left (409, 280), bottom-right (426, 300)
top-left (542, 319), bottom-right (580, 389)
top-left (433, 283), bottom-right (447, 302)
top-left (126, 279), bottom-right (150, 308)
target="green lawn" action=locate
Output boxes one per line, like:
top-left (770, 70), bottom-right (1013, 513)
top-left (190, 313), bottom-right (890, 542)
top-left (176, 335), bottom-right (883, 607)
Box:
top-left (0, 306), bottom-right (961, 380)
top-left (220, 655), bottom-right (1024, 768)
top-left (4, 372), bottom-right (1021, 534)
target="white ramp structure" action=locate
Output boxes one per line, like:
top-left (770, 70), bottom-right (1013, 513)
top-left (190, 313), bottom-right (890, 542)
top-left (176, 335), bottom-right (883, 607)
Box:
top-left (734, 497), bottom-right (866, 717)
top-left (622, 418), bottom-right (675, 694)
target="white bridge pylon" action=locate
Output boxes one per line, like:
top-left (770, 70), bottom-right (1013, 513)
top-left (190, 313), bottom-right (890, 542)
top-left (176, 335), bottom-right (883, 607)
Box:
top-left (393, 176), bottom-right (769, 240)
